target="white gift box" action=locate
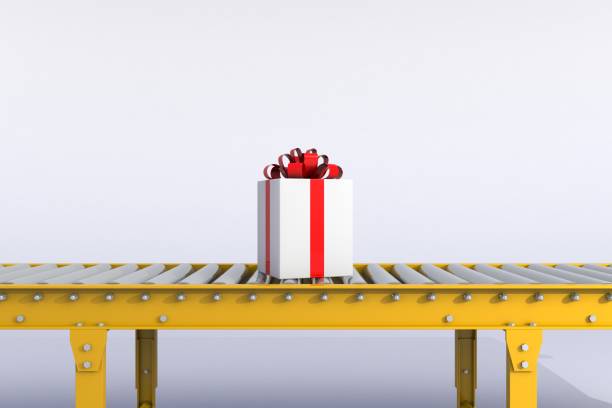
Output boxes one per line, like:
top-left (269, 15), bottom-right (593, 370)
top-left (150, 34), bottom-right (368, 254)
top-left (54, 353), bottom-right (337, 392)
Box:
top-left (257, 179), bottom-right (353, 279)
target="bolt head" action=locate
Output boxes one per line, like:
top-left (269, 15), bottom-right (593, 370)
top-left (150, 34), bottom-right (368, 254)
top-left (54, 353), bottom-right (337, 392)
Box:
top-left (498, 293), bottom-right (508, 301)
top-left (213, 293), bottom-right (222, 301)
top-left (462, 369), bottom-right (469, 375)
top-left (140, 293), bottom-right (150, 301)
top-left (391, 293), bottom-right (400, 302)
top-left (570, 292), bottom-right (580, 301)
top-left (33, 293), bottom-right (43, 302)
top-left (427, 293), bottom-right (436, 301)
top-left (143, 369), bottom-right (150, 375)
top-left (356, 293), bottom-right (365, 301)
top-left (528, 322), bottom-right (537, 327)
top-left (159, 315), bottom-right (168, 323)
top-left (248, 293), bottom-right (257, 302)
top-left (0, 293), bottom-right (7, 301)
top-left (104, 293), bottom-right (114, 301)
top-left (606, 292), bottom-right (612, 302)
top-left (82, 344), bottom-right (92, 352)
top-left (588, 314), bottom-right (597, 323)
top-left (507, 322), bottom-right (516, 327)
top-left (15, 315), bottom-right (25, 323)
top-left (82, 361), bottom-right (92, 369)
top-left (284, 293), bottom-right (293, 301)
top-left (176, 293), bottom-right (186, 302)
top-left (97, 322), bottom-right (105, 327)
top-left (75, 322), bottom-right (84, 327)
top-left (444, 314), bottom-right (454, 323)
top-left (520, 343), bottom-right (529, 352)
top-left (520, 361), bottom-right (529, 369)
top-left (320, 293), bottom-right (329, 301)
top-left (69, 293), bottom-right (79, 302)
top-left (534, 293), bottom-right (544, 302)
top-left (463, 293), bottom-right (472, 301)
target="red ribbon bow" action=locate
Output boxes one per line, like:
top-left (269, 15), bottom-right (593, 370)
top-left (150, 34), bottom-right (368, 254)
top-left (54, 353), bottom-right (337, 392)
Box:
top-left (263, 148), bottom-right (343, 180)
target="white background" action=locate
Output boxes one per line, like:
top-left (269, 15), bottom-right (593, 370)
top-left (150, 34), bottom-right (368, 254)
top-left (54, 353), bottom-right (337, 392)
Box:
top-left (1, 1), bottom-right (612, 406)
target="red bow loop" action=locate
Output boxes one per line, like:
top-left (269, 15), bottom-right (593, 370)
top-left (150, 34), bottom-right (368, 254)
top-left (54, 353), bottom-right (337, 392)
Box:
top-left (263, 148), bottom-right (343, 180)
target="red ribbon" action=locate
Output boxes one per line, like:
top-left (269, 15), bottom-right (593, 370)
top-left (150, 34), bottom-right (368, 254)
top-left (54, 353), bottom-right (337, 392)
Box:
top-left (263, 148), bottom-right (343, 180)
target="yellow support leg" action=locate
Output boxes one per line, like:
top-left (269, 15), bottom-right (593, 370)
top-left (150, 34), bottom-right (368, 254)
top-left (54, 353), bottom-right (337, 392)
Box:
top-left (505, 329), bottom-right (543, 408)
top-left (455, 330), bottom-right (477, 408)
top-left (136, 330), bottom-right (158, 408)
top-left (70, 329), bottom-right (108, 408)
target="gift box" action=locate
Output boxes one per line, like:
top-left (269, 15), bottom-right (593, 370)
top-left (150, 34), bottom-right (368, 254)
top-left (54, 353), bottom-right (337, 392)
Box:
top-left (257, 148), bottom-right (353, 279)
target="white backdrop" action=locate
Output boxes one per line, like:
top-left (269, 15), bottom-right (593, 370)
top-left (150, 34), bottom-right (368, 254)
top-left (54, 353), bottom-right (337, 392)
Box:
top-left (1, 1), bottom-right (612, 406)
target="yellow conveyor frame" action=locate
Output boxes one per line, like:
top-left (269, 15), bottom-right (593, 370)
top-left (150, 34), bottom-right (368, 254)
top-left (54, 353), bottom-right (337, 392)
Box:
top-left (2, 263), bottom-right (611, 408)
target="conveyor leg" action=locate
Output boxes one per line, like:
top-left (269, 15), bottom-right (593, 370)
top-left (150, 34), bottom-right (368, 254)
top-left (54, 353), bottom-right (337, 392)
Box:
top-left (505, 329), bottom-right (543, 408)
top-left (136, 330), bottom-right (158, 408)
top-left (70, 329), bottom-right (108, 408)
top-left (455, 330), bottom-right (477, 408)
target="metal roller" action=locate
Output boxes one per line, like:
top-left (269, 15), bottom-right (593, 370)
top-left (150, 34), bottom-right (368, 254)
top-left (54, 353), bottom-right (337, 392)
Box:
top-left (501, 264), bottom-right (571, 284)
top-left (473, 264), bottom-right (535, 283)
top-left (145, 264), bottom-right (192, 284)
top-left (528, 264), bottom-right (607, 284)
top-left (420, 264), bottom-right (467, 284)
top-left (44, 264), bottom-right (107, 284)
top-left (247, 271), bottom-right (267, 284)
top-left (78, 264), bottom-right (139, 284)
top-left (447, 264), bottom-right (500, 284)
top-left (553, 264), bottom-right (612, 283)
top-left (111, 264), bottom-right (165, 284)
top-left (392, 264), bottom-right (434, 284)
top-left (12, 264), bottom-right (103, 284)
top-left (0, 264), bottom-right (58, 283)
top-left (365, 264), bottom-right (400, 284)
top-left (342, 268), bottom-right (367, 284)
top-left (178, 264), bottom-right (219, 284)
top-left (0, 264), bottom-right (29, 275)
top-left (582, 264), bottom-right (612, 275)
top-left (212, 264), bottom-right (247, 284)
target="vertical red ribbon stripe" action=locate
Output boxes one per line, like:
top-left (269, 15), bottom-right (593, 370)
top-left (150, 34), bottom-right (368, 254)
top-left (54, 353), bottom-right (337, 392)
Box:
top-left (310, 179), bottom-right (325, 278)
top-left (265, 180), bottom-right (271, 275)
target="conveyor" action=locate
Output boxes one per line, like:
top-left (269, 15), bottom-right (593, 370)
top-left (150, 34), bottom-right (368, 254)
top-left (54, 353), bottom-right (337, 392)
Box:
top-left (2, 262), bottom-right (612, 408)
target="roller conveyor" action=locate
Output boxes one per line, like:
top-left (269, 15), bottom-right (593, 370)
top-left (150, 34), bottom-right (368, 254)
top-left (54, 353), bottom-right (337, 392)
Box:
top-left (1, 261), bottom-right (612, 408)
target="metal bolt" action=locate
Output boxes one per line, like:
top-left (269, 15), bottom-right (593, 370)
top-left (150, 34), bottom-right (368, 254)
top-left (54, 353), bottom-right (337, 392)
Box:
top-left (520, 361), bottom-right (529, 369)
top-left (356, 293), bottom-right (365, 302)
top-left (444, 314), bottom-right (454, 323)
top-left (0, 293), bottom-right (7, 301)
top-left (528, 322), bottom-right (537, 327)
top-left (15, 314), bottom-right (25, 323)
top-left (159, 315), bottom-right (168, 323)
top-left (213, 293), bottom-right (222, 301)
top-left (143, 369), bottom-right (150, 375)
top-left (570, 292), bottom-right (580, 302)
top-left (248, 293), bottom-right (257, 302)
top-left (588, 314), bottom-right (597, 323)
top-left (97, 322), bottom-right (105, 327)
top-left (140, 293), bottom-right (151, 301)
top-left (75, 322), bottom-right (84, 327)
top-left (320, 293), bottom-right (329, 301)
top-left (391, 293), bottom-right (400, 302)
top-left (534, 293), bottom-right (544, 302)
top-left (606, 292), bottom-right (612, 302)
top-left (520, 343), bottom-right (529, 352)
top-left (105, 293), bottom-right (114, 301)
top-left (427, 293), bottom-right (436, 301)
top-left (82, 361), bottom-right (92, 369)
top-left (498, 293), bottom-right (508, 301)
top-left (507, 322), bottom-right (516, 327)
top-left (33, 293), bottom-right (43, 302)
top-left (82, 344), bottom-right (92, 352)
top-left (284, 293), bottom-right (293, 302)
top-left (463, 293), bottom-right (472, 301)
top-left (176, 293), bottom-right (186, 302)
top-left (69, 293), bottom-right (79, 302)
top-left (462, 369), bottom-right (469, 375)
